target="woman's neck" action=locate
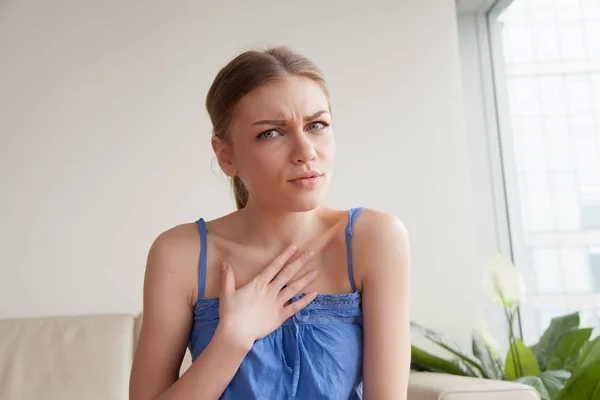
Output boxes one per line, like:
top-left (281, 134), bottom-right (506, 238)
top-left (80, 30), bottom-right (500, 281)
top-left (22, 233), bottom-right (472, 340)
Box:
top-left (234, 204), bottom-right (328, 250)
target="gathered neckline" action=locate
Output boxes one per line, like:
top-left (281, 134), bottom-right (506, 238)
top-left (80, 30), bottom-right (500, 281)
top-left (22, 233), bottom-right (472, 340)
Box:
top-left (194, 290), bottom-right (361, 312)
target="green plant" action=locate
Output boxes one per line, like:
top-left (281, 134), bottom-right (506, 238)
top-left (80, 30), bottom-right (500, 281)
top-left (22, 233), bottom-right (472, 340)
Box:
top-left (411, 253), bottom-right (600, 400)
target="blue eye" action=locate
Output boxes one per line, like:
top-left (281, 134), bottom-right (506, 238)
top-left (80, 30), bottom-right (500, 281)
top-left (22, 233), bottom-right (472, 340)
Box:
top-left (257, 129), bottom-right (280, 140)
top-left (308, 121), bottom-right (329, 131)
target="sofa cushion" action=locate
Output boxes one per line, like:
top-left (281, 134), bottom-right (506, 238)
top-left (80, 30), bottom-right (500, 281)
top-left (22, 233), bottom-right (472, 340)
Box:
top-left (408, 372), bottom-right (541, 400)
top-left (0, 314), bottom-right (135, 400)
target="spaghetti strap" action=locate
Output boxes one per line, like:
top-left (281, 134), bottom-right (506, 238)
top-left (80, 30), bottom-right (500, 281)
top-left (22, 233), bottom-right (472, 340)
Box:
top-left (196, 218), bottom-right (209, 299)
top-left (345, 207), bottom-right (364, 293)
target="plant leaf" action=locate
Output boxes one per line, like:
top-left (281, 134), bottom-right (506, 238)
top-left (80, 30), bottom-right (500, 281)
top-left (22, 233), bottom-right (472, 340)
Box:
top-left (531, 312), bottom-right (580, 370)
top-left (410, 345), bottom-right (470, 376)
top-left (576, 341), bottom-right (594, 369)
top-left (555, 337), bottom-right (600, 399)
top-left (554, 363), bottom-right (600, 400)
top-left (473, 330), bottom-right (504, 380)
top-left (411, 322), bottom-right (486, 378)
top-left (505, 338), bottom-right (541, 381)
top-left (546, 328), bottom-right (593, 371)
top-left (449, 358), bottom-right (478, 376)
top-left (515, 376), bottom-right (550, 400)
top-left (575, 337), bottom-right (600, 374)
top-left (540, 370), bottom-right (571, 399)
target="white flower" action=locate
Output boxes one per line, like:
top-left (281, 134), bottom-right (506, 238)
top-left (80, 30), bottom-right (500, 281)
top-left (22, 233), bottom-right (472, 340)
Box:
top-left (483, 253), bottom-right (526, 309)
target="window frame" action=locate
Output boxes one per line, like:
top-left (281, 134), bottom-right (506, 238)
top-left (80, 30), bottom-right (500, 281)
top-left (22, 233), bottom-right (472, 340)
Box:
top-left (457, 0), bottom-right (530, 340)
top-left (459, 0), bottom-right (600, 341)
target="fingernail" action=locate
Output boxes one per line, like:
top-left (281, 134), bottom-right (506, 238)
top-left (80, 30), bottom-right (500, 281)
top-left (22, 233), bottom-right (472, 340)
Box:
top-left (289, 245), bottom-right (298, 252)
top-left (220, 262), bottom-right (227, 271)
top-left (309, 270), bottom-right (319, 279)
top-left (307, 250), bottom-right (315, 259)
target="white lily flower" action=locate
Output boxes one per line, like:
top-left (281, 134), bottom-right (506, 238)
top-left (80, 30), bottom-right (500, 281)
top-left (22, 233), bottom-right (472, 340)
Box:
top-left (483, 253), bottom-right (526, 309)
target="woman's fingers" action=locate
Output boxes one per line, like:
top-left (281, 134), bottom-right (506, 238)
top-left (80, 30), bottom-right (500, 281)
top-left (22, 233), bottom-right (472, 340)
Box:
top-left (219, 262), bottom-right (236, 295)
top-left (257, 245), bottom-right (299, 284)
top-left (277, 269), bottom-right (319, 302)
top-left (217, 247), bottom-right (320, 343)
top-left (270, 250), bottom-right (315, 290)
top-left (280, 291), bottom-right (318, 321)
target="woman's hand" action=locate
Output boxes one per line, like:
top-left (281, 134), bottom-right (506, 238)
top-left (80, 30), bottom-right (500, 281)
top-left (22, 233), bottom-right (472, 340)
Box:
top-left (216, 245), bottom-right (319, 349)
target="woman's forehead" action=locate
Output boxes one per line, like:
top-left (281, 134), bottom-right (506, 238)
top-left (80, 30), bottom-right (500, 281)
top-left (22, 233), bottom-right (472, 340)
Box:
top-left (234, 77), bottom-right (329, 122)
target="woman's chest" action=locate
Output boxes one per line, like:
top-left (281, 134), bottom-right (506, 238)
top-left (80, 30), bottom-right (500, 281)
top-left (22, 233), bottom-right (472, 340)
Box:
top-left (202, 234), bottom-right (353, 299)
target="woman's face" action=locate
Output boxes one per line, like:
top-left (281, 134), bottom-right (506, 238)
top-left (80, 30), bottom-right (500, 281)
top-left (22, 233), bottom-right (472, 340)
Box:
top-left (214, 76), bottom-right (334, 212)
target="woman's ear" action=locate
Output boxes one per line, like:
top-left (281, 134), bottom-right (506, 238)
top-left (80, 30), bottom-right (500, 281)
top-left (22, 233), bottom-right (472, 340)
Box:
top-left (211, 136), bottom-right (237, 177)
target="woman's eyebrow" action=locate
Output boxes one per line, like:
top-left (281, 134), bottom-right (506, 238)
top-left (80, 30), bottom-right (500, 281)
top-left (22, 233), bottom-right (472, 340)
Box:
top-left (251, 110), bottom-right (330, 126)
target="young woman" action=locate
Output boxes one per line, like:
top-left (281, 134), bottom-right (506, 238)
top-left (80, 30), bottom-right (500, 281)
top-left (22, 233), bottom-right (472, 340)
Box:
top-left (130, 46), bottom-right (411, 400)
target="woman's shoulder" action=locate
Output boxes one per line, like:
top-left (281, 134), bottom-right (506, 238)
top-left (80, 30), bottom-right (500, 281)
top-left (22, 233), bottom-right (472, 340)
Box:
top-left (350, 207), bottom-right (409, 285)
top-left (145, 222), bottom-right (202, 300)
top-left (151, 222), bottom-right (202, 253)
top-left (352, 207), bottom-right (407, 237)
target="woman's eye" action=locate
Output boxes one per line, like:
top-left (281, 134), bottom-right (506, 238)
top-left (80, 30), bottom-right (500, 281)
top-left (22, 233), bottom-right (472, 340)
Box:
top-left (257, 129), bottom-right (280, 140)
top-left (308, 121), bottom-right (329, 131)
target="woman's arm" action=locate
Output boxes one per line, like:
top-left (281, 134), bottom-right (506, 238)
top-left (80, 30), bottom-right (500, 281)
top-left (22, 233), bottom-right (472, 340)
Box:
top-left (355, 210), bottom-right (412, 399)
top-left (129, 230), bottom-right (251, 400)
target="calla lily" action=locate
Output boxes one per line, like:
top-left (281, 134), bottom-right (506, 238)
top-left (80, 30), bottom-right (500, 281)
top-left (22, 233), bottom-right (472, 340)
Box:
top-left (483, 253), bottom-right (526, 309)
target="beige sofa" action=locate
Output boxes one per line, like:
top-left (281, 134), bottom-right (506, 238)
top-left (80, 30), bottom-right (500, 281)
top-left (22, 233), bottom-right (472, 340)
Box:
top-left (0, 313), bottom-right (540, 400)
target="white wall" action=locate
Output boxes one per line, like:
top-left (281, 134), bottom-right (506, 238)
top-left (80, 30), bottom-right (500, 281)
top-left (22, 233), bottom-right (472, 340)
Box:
top-left (0, 0), bottom-right (479, 348)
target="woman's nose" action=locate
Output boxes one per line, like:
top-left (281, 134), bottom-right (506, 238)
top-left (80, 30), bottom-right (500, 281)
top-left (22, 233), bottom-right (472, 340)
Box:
top-left (291, 133), bottom-right (317, 164)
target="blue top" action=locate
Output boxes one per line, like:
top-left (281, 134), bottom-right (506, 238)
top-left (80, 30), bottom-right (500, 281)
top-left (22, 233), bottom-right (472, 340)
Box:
top-left (188, 208), bottom-right (365, 400)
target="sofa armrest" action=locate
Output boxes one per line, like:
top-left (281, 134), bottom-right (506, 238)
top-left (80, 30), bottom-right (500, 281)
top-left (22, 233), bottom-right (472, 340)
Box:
top-left (408, 372), bottom-right (541, 400)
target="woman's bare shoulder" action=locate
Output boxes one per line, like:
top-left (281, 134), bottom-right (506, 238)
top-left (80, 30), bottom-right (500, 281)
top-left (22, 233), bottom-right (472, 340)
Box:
top-left (148, 223), bottom-right (201, 269)
top-left (145, 222), bottom-right (202, 305)
top-left (153, 222), bottom-right (201, 248)
top-left (353, 208), bottom-right (405, 232)
top-left (350, 208), bottom-right (409, 287)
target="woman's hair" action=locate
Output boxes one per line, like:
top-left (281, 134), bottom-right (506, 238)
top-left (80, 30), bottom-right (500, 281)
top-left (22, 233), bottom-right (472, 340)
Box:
top-left (206, 46), bottom-right (330, 209)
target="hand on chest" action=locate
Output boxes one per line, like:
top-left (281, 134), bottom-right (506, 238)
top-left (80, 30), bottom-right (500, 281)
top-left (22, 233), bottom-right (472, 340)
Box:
top-left (203, 229), bottom-right (354, 299)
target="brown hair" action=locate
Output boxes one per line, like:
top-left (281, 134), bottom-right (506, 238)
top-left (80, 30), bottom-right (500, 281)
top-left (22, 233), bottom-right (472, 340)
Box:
top-left (206, 46), bottom-right (330, 209)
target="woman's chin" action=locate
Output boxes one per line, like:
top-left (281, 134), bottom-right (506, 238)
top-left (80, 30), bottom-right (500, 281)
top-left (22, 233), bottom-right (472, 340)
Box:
top-left (249, 187), bottom-right (328, 212)
top-left (292, 193), bottom-right (329, 212)
top-left (276, 192), bottom-right (327, 212)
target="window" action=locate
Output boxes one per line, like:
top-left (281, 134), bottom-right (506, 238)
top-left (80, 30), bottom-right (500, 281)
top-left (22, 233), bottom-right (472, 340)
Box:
top-left (590, 248), bottom-right (600, 290)
top-left (532, 248), bottom-right (562, 293)
top-left (488, 0), bottom-right (600, 342)
top-left (582, 186), bottom-right (600, 229)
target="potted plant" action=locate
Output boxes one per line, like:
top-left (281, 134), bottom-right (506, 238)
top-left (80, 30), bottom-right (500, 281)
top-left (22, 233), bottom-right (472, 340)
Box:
top-left (410, 253), bottom-right (600, 400)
